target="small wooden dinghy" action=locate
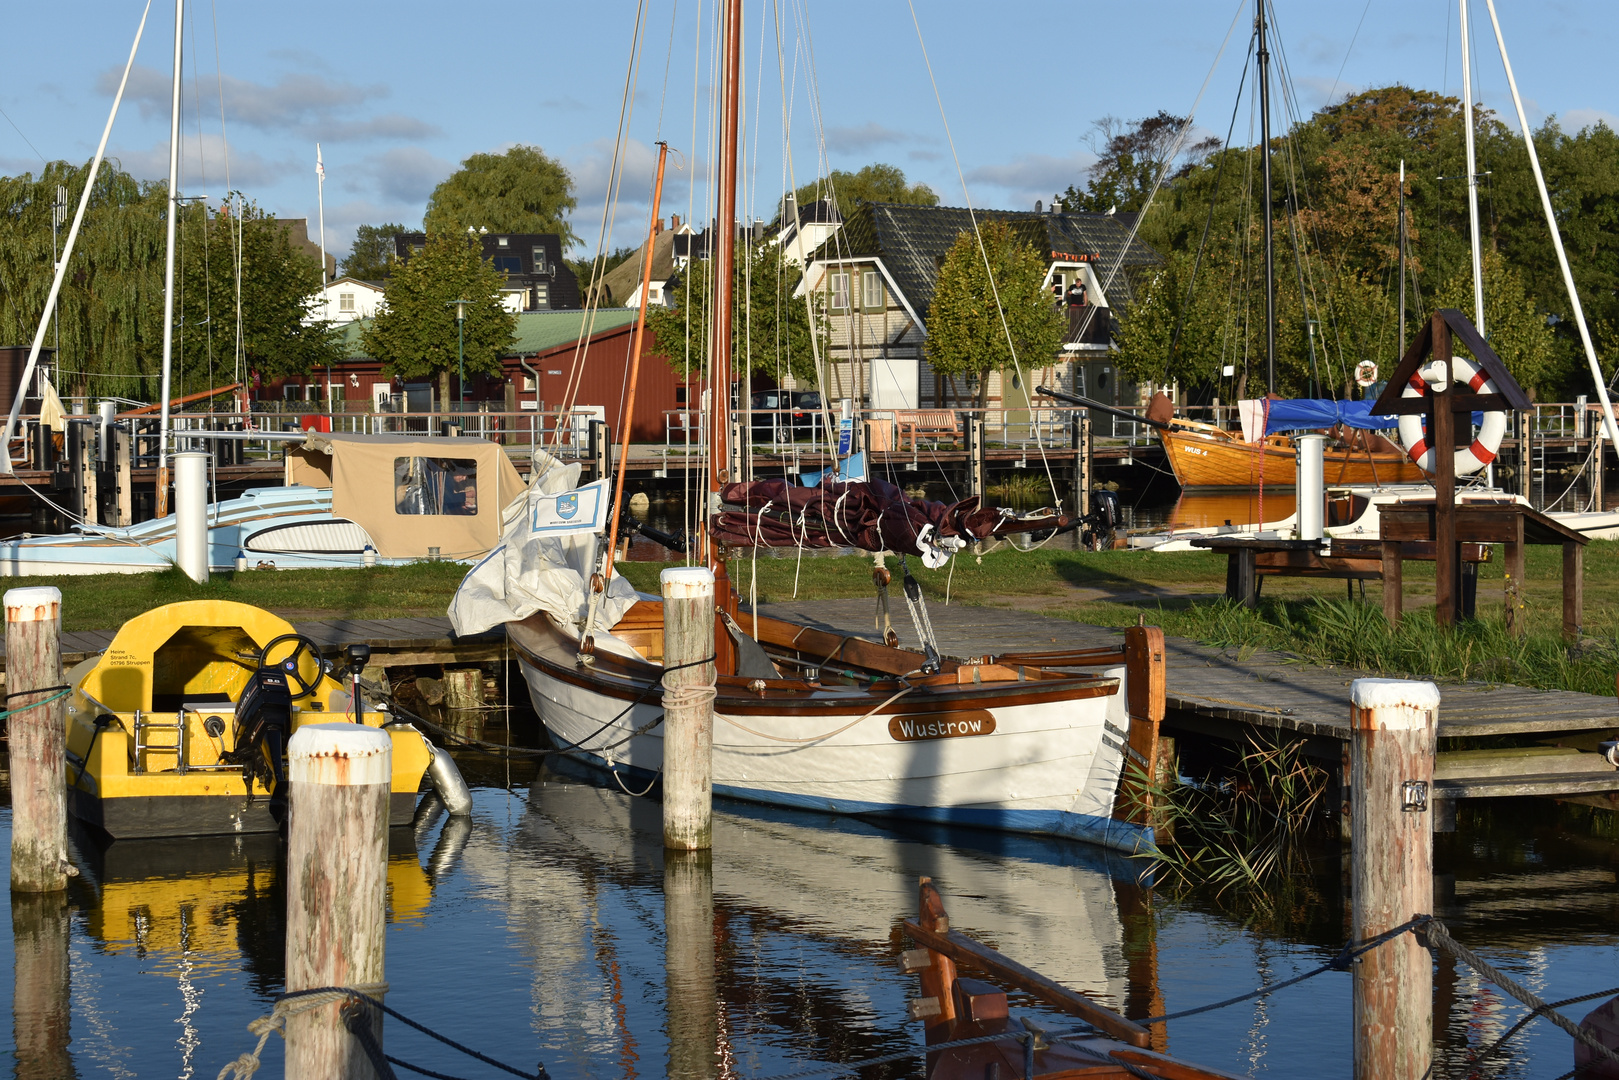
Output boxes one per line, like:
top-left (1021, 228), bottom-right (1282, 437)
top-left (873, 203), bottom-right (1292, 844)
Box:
top-left (901, 878), bottom-right (1241, 1080)
top-left (64, 600), bottom-right (438, 838)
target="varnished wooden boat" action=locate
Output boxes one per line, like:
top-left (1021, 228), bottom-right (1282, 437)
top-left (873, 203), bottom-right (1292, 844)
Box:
top-left (1160, 417), bottom-right (1427, 490)
top-left (509, 601), bottom-right (1164, 853)
top-left (903, 878), bottom-right (1241, 1080)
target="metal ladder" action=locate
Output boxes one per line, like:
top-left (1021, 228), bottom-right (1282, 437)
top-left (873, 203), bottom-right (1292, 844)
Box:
top-left (130, 710), bottom-right (187, 774)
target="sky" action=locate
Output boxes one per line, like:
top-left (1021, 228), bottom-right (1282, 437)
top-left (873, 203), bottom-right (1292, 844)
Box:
top-left (4, 1), bottom-right (1617, 264)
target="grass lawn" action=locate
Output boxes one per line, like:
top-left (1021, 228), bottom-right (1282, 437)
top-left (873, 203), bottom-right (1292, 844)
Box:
top-left (16, 540), bottom-right (1617, 694)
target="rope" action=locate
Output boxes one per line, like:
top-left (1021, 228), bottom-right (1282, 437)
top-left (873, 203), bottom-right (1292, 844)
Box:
top-left (220, 985), bottom-right (547, 1080)
top-left (1144, 915), bottom-right (1432, 1025)
top-left (0, 685), bottom-right (72, 721)
top-left (1422, 920), bottom-right (1619, 1073)
top-left (719, 684), bottom-right (914, 744)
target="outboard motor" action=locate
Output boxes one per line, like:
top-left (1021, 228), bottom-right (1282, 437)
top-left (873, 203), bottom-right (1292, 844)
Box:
top-left (1080, 490), bottom-right (1121, 551)
top-left (225, 665), bottom-right (293, 800)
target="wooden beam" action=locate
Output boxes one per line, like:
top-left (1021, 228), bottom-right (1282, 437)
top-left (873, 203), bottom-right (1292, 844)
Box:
top-left (1381, 541), bottom-right (1403, 626)
top-left (1563, 541), bottom-right (1583, 643)
top-left (1431, 314), bottom-right (1458, 626)
top-left (902, 919), bottom-right (1152, 1048)
top-left (1504, 513), bottom-right (1526, 637)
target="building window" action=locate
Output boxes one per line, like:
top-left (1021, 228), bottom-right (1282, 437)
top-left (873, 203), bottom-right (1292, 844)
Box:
top-left (533, 282), bottom-right (550, 309)
top-left (522, 375), bottom-right (536, 391)
top-left (675, 386), bottom-right (688, 405)
top-left (492, 256), bottom-right (522, 275)
top-left (339, 292), bottom-right (355, 312)
top-left (394, 457), bottom-right (478, 516)
top-left (283, 383), bottom-right (302, 401)
top-left (830, 271), bottom-right (850, 310)
top-left (532, 246), bottom-right (549, 274)
top-left (862, 270), bottom-right (882, 311)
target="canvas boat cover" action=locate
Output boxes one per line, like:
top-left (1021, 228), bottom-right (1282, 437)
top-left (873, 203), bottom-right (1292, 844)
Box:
top-left (1259, 398), bottom-right (1400, 435)
top-left (448, 451), bottom-right (638, 639)
top-left (285, 431), bottom-right (527, 560)
top-left (711, 477), bottom-right (1068, 568)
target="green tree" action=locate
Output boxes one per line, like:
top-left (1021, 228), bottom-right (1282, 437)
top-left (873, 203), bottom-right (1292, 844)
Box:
top-left (340, 222), bottom-right (405, 280)
top-left (175, 199), bottom-right (343, 395)
top-left (360, 232), bottom-right (517, 409)
top-left (423, 145), bottom-right (578, 247)
top-left (1436, 250), bottom-right (1556, 397)
top-left (924, 221), bottom-right (1064, 407)
top-left (646, 240), bottom-right (823, 383)
top-left (0, 159), bottom-right (166, 400)
top-left (788, 163), bottom-right (937, 220)
top-left (1060, 112), bottom-right (1221, 214)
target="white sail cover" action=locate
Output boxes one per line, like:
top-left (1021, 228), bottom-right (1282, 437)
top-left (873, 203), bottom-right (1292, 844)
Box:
top-left (448, 453), bottom-right (638, 637)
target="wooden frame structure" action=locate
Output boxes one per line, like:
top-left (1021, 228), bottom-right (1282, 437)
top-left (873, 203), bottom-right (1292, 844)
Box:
top-left (1370, 310), bottom-right (1533, 626)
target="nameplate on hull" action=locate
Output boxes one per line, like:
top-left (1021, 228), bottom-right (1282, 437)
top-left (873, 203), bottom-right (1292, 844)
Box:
top-left (887, 710), bottom-right (996, 742)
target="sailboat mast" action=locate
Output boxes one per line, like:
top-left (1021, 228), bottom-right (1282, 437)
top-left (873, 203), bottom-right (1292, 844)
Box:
top-left (157, 0), bottom-right (184, 516)
top-left (709, 0), bottom-right (742, 526)
top-left (1459, 0), bottom-right (1486, 334)
top-left (1398, 160), bottom-right (1407, 356)
top-left (1256, 0), bottom-right (1276, 393)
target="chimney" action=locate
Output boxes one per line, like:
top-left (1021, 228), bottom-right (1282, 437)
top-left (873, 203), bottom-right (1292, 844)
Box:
top-left (784, 191), bottom-right (797, 222)
top-left (654, 217), bottom-right (664, 236)
top-left (671, 214), bottom-right (681, 231)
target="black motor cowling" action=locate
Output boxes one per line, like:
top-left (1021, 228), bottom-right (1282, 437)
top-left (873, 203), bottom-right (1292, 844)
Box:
top-left (1080, 490), bottom-right (1121, 551)
top-left (224, 667), bottom-right (292, 800)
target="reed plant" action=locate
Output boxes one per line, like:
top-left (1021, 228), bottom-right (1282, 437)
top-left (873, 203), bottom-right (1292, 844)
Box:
top-left (984, 474), bottom-right (1055, 506)
top-left (1129, 731), bottom-right (1335, 927)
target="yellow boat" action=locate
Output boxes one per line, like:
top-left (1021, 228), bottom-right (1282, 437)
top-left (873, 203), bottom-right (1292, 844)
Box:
top-left (64, 599), bottom-right (438, 839)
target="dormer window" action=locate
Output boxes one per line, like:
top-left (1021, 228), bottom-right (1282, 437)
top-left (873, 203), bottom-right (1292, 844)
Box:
top-left (497, 236), bottom-right (510, 247)
top-left (532, 246), bottom-right (549, 274)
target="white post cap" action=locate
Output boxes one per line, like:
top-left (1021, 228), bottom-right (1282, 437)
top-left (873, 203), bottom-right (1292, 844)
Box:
top-left (661, 566), bottom-right (715, 599)
top-left (5, 586), bottom-right (61, 622)
top-left (289, 722), bottom-right (393, 786)
top-left (1351, 678), bottom-right (1441, 731)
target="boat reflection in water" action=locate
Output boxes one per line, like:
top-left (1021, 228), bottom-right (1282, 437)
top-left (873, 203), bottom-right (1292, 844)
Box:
top-left (13, 780), bottom-right (1612, 1078)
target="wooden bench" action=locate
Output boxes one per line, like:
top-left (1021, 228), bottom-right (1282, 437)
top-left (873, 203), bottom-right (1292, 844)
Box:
top-left (1190, 536), bottom-right (1493, 614)
top-left (895, 409), bottom-right (960, 450)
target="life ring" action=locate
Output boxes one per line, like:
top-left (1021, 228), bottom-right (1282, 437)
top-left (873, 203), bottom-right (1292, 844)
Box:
top-left (1354, 360), bottom-right (1378, 387)
top-left (1396, 357), bottom-right (1506, 476)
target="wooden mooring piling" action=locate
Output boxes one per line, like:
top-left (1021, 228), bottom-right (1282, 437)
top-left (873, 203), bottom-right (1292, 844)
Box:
top-left (661, 567), bottom-right (717, 851)
top-left (5, 586), bottom-right (69, 894)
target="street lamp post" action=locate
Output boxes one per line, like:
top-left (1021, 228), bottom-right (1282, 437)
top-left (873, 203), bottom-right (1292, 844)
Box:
top-left (448, 299), bottom-right (469, 413)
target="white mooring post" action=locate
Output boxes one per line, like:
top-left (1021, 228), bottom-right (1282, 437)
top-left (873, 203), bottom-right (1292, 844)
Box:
top-left (172, 450), bottom-right (210, 583)
top-left (6, 586), bottom-right (69, 894)
top-left (661, 567), bottom-right (716, 851)
top-left (285, 723), bottom-right (392, 1079)
top-left (1350, 677), bottom-right (1438, 1080)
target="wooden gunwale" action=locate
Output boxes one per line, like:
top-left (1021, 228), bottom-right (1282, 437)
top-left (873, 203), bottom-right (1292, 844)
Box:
top-left (1158, 424), bottom-right (1427, 489)
top-left (509, 612), bottom-right (1119, 716)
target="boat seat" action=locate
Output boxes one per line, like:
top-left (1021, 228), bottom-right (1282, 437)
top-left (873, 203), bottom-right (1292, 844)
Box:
top-left (721, 611), bottom-right (782, 681)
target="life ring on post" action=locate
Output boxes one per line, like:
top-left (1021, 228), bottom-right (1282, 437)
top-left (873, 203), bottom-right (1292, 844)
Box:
top-left (1396, 356), bottom-right (1507, 476)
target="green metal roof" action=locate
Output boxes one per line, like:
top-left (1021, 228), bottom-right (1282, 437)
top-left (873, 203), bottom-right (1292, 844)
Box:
top-left (337, 308), bottom-right (639, 360)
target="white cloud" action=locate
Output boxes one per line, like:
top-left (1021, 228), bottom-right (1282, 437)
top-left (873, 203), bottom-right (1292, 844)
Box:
top-left (964, 150), bottom-right (1095, 211)
top-left (95, 64), bottom-right (438, 143)
top-left (564, 137), bottom-right (705, 255)
top-left (824, 122), bottom-right (917, 154)
top-left (349, 146), bottom-right (455, 206)
top-left (1561, 108), bottom-right (1619, 132)
top-left (107, 133), bottom-right (293, 191)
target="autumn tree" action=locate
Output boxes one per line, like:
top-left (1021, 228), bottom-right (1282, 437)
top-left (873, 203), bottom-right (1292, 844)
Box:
top-left (788, 163), bottom-right (937, 220)
top-left (424, 145), bottom-right (578, 247)
top-left (360, 232), bottom-right (517, 410)
top-left (646, 239), bottom-right (822, 382)
top-left (1060, 112), bottom-right (1221, 214)
top-left (924, 221), bottom-right (1064, 408)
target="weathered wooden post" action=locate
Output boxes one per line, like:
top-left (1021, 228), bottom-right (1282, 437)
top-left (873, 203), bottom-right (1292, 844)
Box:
top-left (12, 894), bottom-right (73, 1078)
top-left (1350, 677), bottom-right (1437, 1080)
top-left (7, 586), bottom-right (69, 894)
top-left (285, 723), bottom-right (392, 1079)
top-left (964, 415), bottom-right (986, 500)
top-left (1071, 409), bottom-right (1092, 518)
top-left (661, 567), bottom-right (716, 851)
top-left (111, 425), bottom-right (133, 527)
top-left (664, 850), bottom-right (719, 1079)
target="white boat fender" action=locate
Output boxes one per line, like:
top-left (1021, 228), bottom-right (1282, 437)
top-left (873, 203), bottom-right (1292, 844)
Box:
top-left (425, 740), bottom-right (474, 816)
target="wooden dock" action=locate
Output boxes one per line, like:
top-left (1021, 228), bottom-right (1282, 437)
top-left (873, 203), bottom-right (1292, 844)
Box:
top-left (756, 599), bottom-right (1619, 810)
top-left (7, 600), bottom-right (1614, 810)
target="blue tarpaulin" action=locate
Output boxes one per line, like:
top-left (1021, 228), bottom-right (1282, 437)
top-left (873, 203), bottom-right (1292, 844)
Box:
top-left (1263, 399), bottom-right (1400, 435)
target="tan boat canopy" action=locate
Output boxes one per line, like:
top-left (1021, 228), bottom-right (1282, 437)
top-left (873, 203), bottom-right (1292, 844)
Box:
top-left (285, 431), bottom-right (527, 560)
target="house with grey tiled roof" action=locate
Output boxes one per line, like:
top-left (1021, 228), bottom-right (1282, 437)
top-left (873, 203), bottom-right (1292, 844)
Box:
top-left (797, 202), bottom-right (1161, 414)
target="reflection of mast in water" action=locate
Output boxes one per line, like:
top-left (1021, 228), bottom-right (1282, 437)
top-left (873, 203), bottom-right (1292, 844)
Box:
top-left (13, 893), bottom-right (79, 1080)
top-left (1112, 874), bottom-right (1167, 1054)
top-left (665, 850), bottom-right (719, 1080)
top-left (174, 907), bottom-right (203, 1080)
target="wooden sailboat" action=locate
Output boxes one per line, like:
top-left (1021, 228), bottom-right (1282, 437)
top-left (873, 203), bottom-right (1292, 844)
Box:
top-left (1157, 412), bottom-right (1426, 489)
top-left (458, 0), bottom-right (1167, 853)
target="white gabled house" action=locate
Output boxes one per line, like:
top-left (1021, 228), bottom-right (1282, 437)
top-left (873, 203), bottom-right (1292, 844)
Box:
top-left (312, 277), bottom-right (386, 323)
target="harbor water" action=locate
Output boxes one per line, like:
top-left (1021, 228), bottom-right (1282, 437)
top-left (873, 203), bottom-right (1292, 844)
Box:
top-left (1, 766), bottom-right (1614, 1078)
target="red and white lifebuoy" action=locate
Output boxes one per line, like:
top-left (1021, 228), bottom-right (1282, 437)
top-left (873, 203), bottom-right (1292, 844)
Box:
top-left (1396, 356), bottom-right (1506, 476)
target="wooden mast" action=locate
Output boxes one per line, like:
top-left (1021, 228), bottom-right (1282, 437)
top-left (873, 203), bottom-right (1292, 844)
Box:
top-left (706, 0), bottom-right (743, 674)
top-left (603, 141), bottom-right (670, 575)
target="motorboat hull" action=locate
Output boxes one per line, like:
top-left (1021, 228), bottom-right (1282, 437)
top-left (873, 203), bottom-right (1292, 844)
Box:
top-left (508, 609), bottom-right (1152, 854)
top-left (1160, 424), bottom-right (1426, 489)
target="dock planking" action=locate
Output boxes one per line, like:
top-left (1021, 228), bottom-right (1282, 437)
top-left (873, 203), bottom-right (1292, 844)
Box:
top-left (754, 599), bottom-right (1619, 743)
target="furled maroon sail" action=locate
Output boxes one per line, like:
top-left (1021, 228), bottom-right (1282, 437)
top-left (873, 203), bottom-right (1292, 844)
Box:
top-left (712, 477), bottom-right (1067, 564)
